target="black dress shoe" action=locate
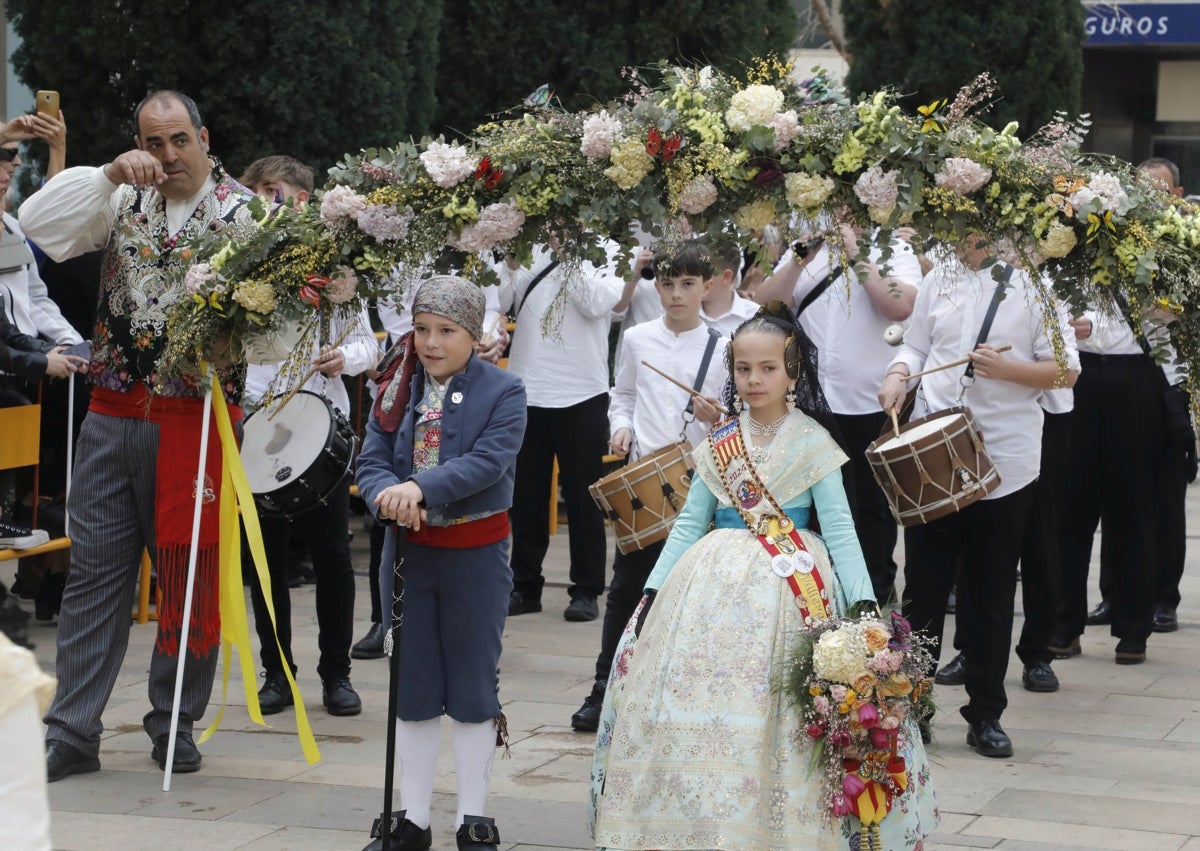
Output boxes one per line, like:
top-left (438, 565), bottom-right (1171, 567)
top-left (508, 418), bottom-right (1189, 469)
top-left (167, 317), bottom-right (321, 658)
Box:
top-left (1085, 599), bottom-right (1111, 626)
top-left (1153, 606), bottom-right (1179, 633)
top-left (258, 670), bottom-right (294, 715)
top-left (456, 815), bottom-right (500, 850)
top-left (151, 730), bottom-right (202, 772)
top-left (46, 739), bottom-right (101, 782)
top-left (351, 622), bottom-right (387, 659)
top-left (571, 682), bottom-right (606, 732)
top-left (564, 595), bottom-right (599, 622)
top-left (1022, 661), bottom-right (1059, 693)
top-left (934, 652), bottom-right (966, 686)
top-left (508, 590), bottom-right (542, 616)
top-left (1115, 638), bottom-right (1146, 665)
top-left (966, 718), bottom-right (1013, 758)
top-left (323, 677), bottom-right (363, 715)
top-left (362, 810), bottom-right (433, 851)
top-left (1047, 636), bottom-right (1081, 659)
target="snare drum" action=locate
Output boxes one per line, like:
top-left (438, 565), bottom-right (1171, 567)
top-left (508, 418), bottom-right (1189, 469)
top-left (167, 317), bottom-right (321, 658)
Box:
top-left (241, 391), bottom-right (359, 516)
top-left (589, 441), bottom-right (693, 555)
top-left (865, 407), bottom-right (1000, 526)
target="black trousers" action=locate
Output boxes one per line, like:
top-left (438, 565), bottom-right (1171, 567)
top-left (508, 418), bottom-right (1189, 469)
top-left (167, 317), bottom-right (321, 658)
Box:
top-left (1056, 353), bottom-right (1165, 646)
top-left (1155, 450), bottom-right (1189, 610)
top-left (511, 393), bottom-right (610, 600)
top-left (248, 481), bottom-right (355, 681)
top-left (903, 483), bottom-right (1036, 723)
top-left (833, 411), bottom-right (898, 606)
top-left (1015, 412), bottom-right (1071, 666)
top-left (593, 540), bottom-right (664, 685)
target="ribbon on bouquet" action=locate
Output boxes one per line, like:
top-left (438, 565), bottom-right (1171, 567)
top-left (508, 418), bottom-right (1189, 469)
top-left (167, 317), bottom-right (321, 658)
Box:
top-left (199, 369), bottom-right (321, 764)
top-left (842, 752), bottom-right (909, 824)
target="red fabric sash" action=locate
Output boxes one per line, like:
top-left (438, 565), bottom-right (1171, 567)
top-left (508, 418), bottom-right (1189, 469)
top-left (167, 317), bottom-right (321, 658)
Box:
top-left (400, 511), bottom-right (510, 548)
top-left (91, 384), bottom-right (243, 658)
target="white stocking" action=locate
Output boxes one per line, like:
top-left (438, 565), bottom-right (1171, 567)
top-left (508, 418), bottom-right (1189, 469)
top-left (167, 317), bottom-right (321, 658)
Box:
top-left (452, 719), bottom-right (497, 827)
top-left (395, 717), bottom-right (441, 830)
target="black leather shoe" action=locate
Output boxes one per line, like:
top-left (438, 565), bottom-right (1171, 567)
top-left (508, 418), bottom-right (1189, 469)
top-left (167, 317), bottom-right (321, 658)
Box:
top-left (258, 670), bottom-right (294, 715)
top-left (1022, 662), bottom-right (1059, 693)
top-left (351, 622), bottom-right (387, 659)
top-left (46, 739), bottom-right (100, 782)
top-left (934, 652), bottom-right (966, 686)
top-left (362, 810), bottom-right (433, 851)
top-left (151, 730), bottom-right (202, 772)
top-left (1047, 636), bottom-right (1081, 659)
top-left (1115, 638), bottom-right (1146, 665)
top-left (508, 590), bottom-right (542, 616)
top-left (966, 718), bottom-right (1013, 758)
top-left (1153, 606), bottom-right (1179, 633)
top-left (323, 677), bottom-right (363, 715)
top-left (456, 815), bottom-right (500, 850)
top-left (1085, 599), bottom-right (1111, 626)
top-left (571, 683), bottom-right (606, 732)
top-left (564, 595), bottom-right (599, 622)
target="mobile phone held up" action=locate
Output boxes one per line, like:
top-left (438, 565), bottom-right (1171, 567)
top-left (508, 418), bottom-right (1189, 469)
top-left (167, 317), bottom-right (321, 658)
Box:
top-left (36, 90), bottom-right (60, 119)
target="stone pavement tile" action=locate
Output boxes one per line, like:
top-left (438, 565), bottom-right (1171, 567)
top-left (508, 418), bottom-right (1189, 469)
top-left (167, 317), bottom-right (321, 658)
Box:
top-left (1097, 691), bottom-right (1200, 718)
top-left (126, 776), bottom-right (293, 821)
top-left (993, 842), bottom-right (1127, 851)
top-left (50, 811), bottom-right (277, 851)
top-left (996, 703), bottom-right (1181, 740)
top-left (217, 781), bottom-right (382, 833)
top-left (962, 815), bottom-right (1190, 850)
top-left (494, 752), bottom-right (594, 804)
top-left (1165, 718), bottom-right (1200, 743)
top-left (979, 788), bottom-right (1200, 836)
top-left (47, 771), bottom-right (171, 816)
top-left (924, 835), bottom-right (1002, 848)
top-left (1181, 838), bottom-right (1200, 850)
top-left (233, 824), bottom-right (377, 849)
top-left (1112, 778), bottom-right (1200, 806)
top-left (485, 794), bottom-right (591, 850)
top-left (502, 699), bottom-right (593, 730)
top-left (1029, 735), bottom-right (1200, 781)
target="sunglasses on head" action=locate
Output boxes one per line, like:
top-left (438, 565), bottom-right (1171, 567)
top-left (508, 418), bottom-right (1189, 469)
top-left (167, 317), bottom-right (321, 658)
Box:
top-left (0, 148), bottom-right (18, 162)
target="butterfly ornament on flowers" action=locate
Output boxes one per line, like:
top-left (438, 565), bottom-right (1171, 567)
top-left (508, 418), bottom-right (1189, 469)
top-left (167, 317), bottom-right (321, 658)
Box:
top-left (917, 99), bottom-right (948, 133)
top-left (524, 83), bottom-right (554, 108)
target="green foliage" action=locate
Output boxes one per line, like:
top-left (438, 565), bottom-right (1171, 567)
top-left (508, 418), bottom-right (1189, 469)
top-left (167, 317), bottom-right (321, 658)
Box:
top-left (842, 0), bottom-right (1085, 133)
top-left (6, 0), bottom-right (438, 182)
top-left (431, 0), bottom-right (799, 135)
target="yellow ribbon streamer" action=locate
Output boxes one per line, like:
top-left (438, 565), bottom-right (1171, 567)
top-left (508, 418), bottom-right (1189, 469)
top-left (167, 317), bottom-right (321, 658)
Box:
top-left (199, 371), bottom-right (321, 764)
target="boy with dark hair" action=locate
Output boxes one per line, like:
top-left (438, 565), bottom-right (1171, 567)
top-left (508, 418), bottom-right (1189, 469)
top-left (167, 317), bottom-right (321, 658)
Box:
top-left (700, 237), bottom-right (759, 335)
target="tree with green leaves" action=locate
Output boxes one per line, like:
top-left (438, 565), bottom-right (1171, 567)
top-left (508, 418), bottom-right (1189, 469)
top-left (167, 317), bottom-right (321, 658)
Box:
top-left (841, 0), bottom-right (1086, 132)
top-left (6, 1), bottom-right (439, 184)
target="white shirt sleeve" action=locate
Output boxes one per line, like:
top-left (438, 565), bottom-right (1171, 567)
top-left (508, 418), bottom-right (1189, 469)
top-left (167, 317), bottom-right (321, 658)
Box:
top-left (26, 264), bottom-right (83, 345)
top-left (890, 273), bottom-right (933, 375)
top-left (18, 167), bottom-right (122, 262)
top-left (609, 333), bottom-right (638, 437)
top-left (336, 308), bottom-right (380, 378)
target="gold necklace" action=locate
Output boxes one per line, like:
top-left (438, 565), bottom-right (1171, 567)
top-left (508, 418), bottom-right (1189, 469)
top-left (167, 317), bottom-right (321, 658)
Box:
top-left (745, 411), bottom-right (789, 437)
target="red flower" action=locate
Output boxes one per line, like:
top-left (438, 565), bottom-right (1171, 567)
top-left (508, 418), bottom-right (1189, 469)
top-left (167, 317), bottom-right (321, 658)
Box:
top-left (645, 127), bottom-right (663, 156)
top-left (299, 285), bottom-right (322, 307)
top-left (662, 134), bottom-right (682, 161)
top-left (474, 157), bottom-right (492, 181)
top-left (306, 275), bottom-right (331, 288)
top-left (483, 168), bottom-right (504, 189)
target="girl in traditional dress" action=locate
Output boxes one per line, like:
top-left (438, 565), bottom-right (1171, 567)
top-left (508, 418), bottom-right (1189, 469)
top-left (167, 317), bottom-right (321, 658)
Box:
top-left (590, 304), bottom-right (938, 851)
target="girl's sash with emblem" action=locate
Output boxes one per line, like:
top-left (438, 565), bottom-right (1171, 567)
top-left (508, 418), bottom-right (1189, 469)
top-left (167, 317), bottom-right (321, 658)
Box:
top-left (708, 416), bottom-right (831, 626)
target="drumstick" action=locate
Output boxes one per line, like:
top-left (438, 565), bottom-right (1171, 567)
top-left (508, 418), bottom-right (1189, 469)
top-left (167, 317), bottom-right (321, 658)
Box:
top-left (640, 361), bottom-right (730, 415)
top-left (902, 345), bottom-right (1012, 381)
top-left (480, 313), bottom-right (503, 345)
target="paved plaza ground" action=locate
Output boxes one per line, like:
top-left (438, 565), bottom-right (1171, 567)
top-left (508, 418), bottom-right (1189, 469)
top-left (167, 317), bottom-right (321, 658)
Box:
top-left (10, 485), bottom-right (1200, 851)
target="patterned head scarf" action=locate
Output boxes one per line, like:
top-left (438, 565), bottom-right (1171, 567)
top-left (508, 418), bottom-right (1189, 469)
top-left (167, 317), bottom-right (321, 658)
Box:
top-left (412, 275), bottom-right (485, 339)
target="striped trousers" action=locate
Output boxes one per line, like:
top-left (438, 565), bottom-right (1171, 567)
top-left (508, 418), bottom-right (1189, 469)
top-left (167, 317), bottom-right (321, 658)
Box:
top-left (43, 411), bottom-right (218, 755)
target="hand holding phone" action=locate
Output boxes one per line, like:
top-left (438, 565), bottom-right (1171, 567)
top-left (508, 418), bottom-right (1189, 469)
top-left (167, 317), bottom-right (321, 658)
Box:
top-left (36, 90), bottom-right (60, 119)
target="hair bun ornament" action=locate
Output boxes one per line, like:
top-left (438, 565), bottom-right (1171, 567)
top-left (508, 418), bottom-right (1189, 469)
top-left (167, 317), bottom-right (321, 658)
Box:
top-left (756, 299), bottom-right (800, 327)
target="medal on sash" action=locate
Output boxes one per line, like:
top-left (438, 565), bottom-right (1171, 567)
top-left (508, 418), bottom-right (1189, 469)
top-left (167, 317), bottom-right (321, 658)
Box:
top-left (709, 416), bottom-right (831, 626)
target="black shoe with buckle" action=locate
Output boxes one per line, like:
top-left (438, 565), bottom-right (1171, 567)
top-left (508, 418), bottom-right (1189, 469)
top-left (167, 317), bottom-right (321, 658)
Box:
top-left (323, 676), bottom-right (363, 716)
top-left (151, 730), bottom-right (202, 773)
top-left (1085, 599), bottom-right (1111, 626)
top-left (934, 652), bottom-right (966, 686)
top-left (258, 670), bottom-right (294, 715)
top-left (362, 809), bottom-right (432, 851)
top-left (351, 622), bottom-right (387, 659)
top-left (571, 682), bottom-right (606, 732)
top-left (456, 815), bottom-right (500, 850)
top-left (966, 718), bottom-right (1013, 758)
top-left (1022, 661), bottom-right (1059, 693)
top-left (1153, 605), bottom-right (1179, 633)
top-left (508, 590), bottom-right (542, 616)
top-left (564, 595), bottom-right (599, 622)
top-left (46, 739), bottom-right (101, 782)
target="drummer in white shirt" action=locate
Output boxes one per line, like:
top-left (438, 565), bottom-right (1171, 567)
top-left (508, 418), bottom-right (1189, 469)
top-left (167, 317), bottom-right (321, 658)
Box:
top-left (757, 220), bottom-right (922, 605)
top-left (877, 238), bottom-right (1079, 759)
top-left (699, 238), bottom-right (760, 336)
top-left (570, 238), bottom-right (727, 733)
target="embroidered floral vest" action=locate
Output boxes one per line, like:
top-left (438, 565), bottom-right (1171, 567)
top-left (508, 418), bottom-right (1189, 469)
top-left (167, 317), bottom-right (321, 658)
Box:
top-left (90, 163), bottom-right (254, 401)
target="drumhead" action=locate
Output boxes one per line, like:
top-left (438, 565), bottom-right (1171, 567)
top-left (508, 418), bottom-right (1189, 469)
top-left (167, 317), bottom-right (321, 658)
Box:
top-left (241, 391), bottom-right (333, 494)
top-left (875, 413), bottom-right (965, 451)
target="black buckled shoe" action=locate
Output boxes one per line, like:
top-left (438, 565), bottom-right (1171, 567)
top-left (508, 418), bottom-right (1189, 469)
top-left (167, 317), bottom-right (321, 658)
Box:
top-left (1153, 605), bottom-right (1179, 633)
top-left (456, 815), bottom-right (500, 850)
top-left (966, 718), bottom-right (1013, 758)
top-left (362, 810), bottom-right (432, 851)
top-left (933, 652), bottom-right (966, 686)
top-left (563, 595), bottom-right (599, 622)
top-left (1085, 599), bottom-right (1111, 626)
top-left (571, 682), bottom-right (606, 732)
top-left (151, 730), bottom-right (202, 773)
top-left (1021, 661), bottom-right (1059, 693)
top-left (351, 622), bottom-right (387, 659)
top-left (46, 739), bottom-right (101, 782)
top-left (258, 670), bottom-right (294, 715)
top-left (508, 590), bottom-right (542, 616)
top-left (323, 676), bottom-right (363, 716)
